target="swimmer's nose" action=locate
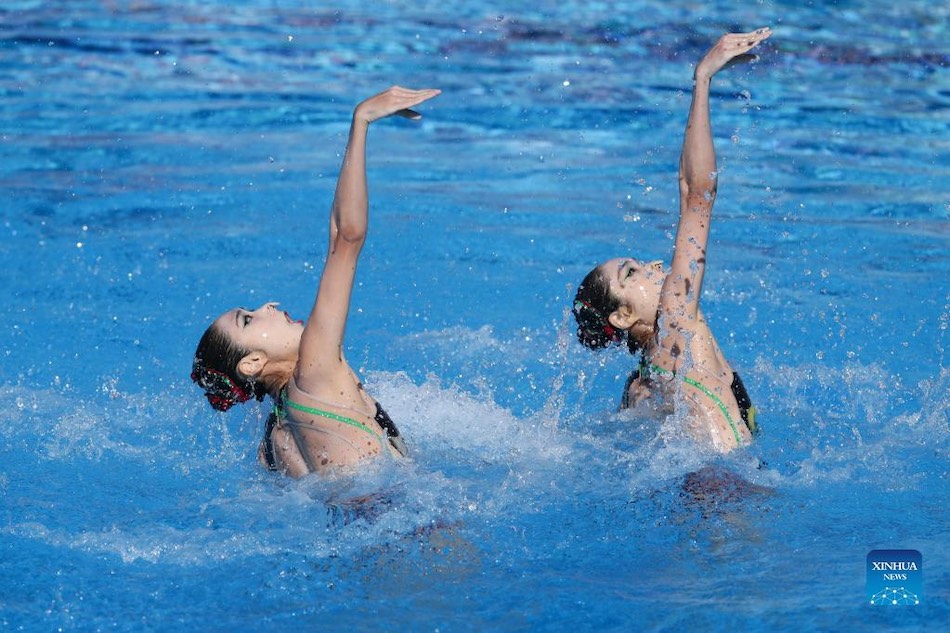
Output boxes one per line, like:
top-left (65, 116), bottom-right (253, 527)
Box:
top-left (256, 302), bottom-right (279, 313)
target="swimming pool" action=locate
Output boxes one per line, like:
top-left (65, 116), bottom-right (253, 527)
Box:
top-left (1, 0), bottom-right (947, 630)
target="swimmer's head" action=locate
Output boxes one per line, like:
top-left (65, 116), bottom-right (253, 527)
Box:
top-left (192, 302), bottom-right (304, 411)
top-left (573, 258), bottom-right (666, 353)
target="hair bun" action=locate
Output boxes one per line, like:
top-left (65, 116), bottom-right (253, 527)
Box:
top-left (573, 299), bottom-right (623, 350)
top-left (206, 392), bottom-right (237, 412)
top-left (191, 366), bottom-right (252, 412)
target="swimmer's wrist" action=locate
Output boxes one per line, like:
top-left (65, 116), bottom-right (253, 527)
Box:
top-left (350, 114), bottom-right (372, 133)
top-left (693, 67), bottom-right (713, 84)
top-left (351, 102), bottom-right (375, 127)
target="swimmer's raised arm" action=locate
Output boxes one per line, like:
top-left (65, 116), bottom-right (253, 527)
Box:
top-left (661, 29), bottom-right (771, 328)
top-left (569, 32), bottom-right (768, 448)
top-left (295, 86), bottom-right (440, 390)
top-left (324, 87), bottom-right (440, 256)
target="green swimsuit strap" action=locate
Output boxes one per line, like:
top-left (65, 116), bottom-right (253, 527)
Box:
top-left (276, 390), bottom-right (382, 442)
top-left (647, 363), bottom-right (743, 446)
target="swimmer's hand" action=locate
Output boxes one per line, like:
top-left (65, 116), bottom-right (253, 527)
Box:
top-left (354, 86), bottom-right (442, 124)
top-left (695, 27), bottom-right (772, 82)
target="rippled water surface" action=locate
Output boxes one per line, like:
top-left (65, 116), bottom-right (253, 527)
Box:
top-left (1, 1), bottom-right (948, 630)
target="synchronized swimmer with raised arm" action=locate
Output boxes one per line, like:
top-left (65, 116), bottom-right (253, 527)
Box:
top-left (572, 28), bottom-right (772, 452)
top-left (191, 86), bottom-right (441, 478)
top-left (191, 29), bottom-right (772, 475)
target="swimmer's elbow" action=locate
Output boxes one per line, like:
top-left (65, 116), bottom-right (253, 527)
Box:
top-left (680, 172), bottom-right (718, 204)
top-left (335, 218), bottom-right (368, 245)
top-left (681, 190), bottom-right (716, 219)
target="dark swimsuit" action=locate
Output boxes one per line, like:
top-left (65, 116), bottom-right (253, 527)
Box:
top-left (261, 411), bottom-right (279, 470)
top-left (623, 358), bottom-right (758, 440)
top-left (260, 393), bottom-right (407, 471)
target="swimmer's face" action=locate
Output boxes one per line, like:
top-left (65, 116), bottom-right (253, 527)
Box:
top-left (214, 302), bottom-right (304, 362)
top-left (600, 257), bottom-right (666, 314)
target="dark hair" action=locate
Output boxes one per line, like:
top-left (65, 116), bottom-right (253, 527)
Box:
top-left (191, 324), bottom-right (266, 412)
top-left (572, 265), bottom-right (641, 354)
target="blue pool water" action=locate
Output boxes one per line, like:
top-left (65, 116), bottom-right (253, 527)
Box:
top-left (1, 1), bottom-right (947, 630)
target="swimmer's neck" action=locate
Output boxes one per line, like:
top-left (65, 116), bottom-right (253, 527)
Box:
top-left (256, 359), bottom-right (296, 399)
top-left (628, 322), bottom-right (656, 351)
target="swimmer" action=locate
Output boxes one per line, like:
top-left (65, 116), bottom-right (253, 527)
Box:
top-left (572, 29), bottom-right (772, 452)
top-left (191, 86), bottom-right (441, 477)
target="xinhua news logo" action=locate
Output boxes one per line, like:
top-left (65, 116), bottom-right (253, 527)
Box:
top-left (867, 550), bottom-right (921, 606)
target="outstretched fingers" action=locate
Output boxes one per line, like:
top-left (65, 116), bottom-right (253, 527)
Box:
top-left (696, 27), bottom-right (772, 79)
top-left (355, 86), bottom-right (442, 124)
top-left (723, 27), bottom-right (772, 53)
